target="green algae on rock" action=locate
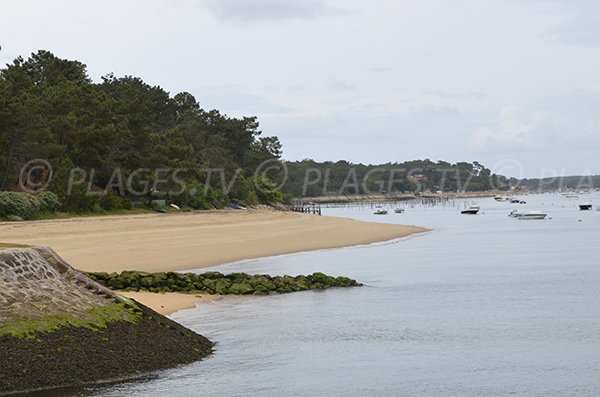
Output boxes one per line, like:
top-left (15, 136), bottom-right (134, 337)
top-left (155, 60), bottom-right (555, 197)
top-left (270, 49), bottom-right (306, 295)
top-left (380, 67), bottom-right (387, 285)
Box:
top-left (0, 247), bottom-right (213, 395)
top-left (86, 270), bottom-right (363, 296)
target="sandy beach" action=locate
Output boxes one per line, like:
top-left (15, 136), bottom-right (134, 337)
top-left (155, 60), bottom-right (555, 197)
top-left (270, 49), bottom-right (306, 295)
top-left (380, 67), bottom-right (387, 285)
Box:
top-left (0, 209), bottom-right (426, 273)
top-left (120, 291), bottom-right (220, 315)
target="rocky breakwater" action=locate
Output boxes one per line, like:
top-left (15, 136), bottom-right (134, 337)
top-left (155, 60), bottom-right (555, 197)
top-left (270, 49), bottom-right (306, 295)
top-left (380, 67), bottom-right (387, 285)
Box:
top-left (0, 247), bottom-right (213, 395)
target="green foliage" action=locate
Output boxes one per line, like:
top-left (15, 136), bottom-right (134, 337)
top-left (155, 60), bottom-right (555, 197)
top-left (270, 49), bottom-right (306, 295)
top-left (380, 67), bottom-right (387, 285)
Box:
top-left (99, 192), bottom-right (132, 211)
top-left (36, 192), bottom-right (61, 212)
top-left (86, 271), bottom-right (362, 296)
top-left (255, 176), bottom-right (284, 203)
top-left (0, 51), bottom-right (284, 210)
top-left (0, 191), bottom-right (62, 219)
top-left (283, 159), bottom-right (511, 197)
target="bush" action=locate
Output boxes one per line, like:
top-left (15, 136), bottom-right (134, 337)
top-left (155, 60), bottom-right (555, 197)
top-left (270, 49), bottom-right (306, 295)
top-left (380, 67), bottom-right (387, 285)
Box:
top-left (37, 192), bottom-right (61, 212)
top-left (100, 192), bottom-right (132, 211)
top-left (0, 192), bottom-right (42, 219)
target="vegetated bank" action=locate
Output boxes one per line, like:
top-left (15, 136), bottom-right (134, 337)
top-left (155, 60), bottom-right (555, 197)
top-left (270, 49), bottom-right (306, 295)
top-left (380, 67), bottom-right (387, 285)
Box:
top-left (86, 270), bottom-right (363, 295)
top-left (0, 247), bottom-right (213, 395)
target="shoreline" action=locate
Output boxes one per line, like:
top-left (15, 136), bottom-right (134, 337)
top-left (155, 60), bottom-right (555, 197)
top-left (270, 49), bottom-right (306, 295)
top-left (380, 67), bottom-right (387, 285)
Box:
top-left (0, 209), bottom-right (428, 273)
top-left (119, 292), bottom-right (221, 316)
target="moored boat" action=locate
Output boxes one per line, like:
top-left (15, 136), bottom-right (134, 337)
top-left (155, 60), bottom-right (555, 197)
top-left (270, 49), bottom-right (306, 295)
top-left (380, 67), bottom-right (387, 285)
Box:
top-left (461, 205), bottom-right (480, 215)
top-left (394, 208), bottom-right (405, 214)
top-left (579, 203), bottom-right (592, 210)
top-left (374, 206), bottom-right (388, 215)
top-left (517, 211), bottom-right (547, 220)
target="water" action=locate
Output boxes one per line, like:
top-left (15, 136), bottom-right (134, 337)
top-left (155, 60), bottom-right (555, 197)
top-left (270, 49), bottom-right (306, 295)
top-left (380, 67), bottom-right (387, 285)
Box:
top-left (86, 193), bottom-right (600, 396)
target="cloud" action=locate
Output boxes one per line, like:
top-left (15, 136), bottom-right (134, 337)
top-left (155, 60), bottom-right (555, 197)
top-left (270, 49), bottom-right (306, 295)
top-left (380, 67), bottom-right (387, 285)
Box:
top-left (195, 85), bottom-right (293, 115)
top-left (369, 66), bottom-right (394, 73)
top-left (424, 89), bottom-right (488, 101)
top-left (472, 106), bottom-right (536, 150)
top-left (327, 77), bottom-right (355, 91)
top-left (409, 103), bottom-right (460, 119)
top-left (534, 0), bottom-right (600, 46)
top-left (200, 0), bottom-right (347, 23)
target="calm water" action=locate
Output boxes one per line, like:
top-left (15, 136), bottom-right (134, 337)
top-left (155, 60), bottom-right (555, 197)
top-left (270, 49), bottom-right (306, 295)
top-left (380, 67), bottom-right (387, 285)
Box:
top-left (87, 193), bottom-right (600, 396)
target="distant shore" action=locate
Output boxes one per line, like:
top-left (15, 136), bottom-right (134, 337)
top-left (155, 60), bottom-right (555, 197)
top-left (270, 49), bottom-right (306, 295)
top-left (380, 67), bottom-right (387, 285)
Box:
top-left (0, 208), bottom-right (427, 273)
top-left (296, 191), bottom-right (511, 204)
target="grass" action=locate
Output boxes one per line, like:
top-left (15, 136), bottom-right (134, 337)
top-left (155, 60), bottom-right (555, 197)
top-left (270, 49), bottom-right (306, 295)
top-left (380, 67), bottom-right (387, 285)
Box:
top-left (0, 302), bottom-right (142, 339)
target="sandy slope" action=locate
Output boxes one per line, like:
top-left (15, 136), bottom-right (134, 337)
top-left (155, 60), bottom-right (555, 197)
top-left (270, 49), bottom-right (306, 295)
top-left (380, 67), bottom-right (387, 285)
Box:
top-left (0, 209), bottom-right (426, 273)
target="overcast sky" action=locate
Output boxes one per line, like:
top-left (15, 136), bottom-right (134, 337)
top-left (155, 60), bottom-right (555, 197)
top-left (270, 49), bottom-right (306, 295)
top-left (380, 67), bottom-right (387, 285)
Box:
top-left (3, 0), bottom-right (600, 177)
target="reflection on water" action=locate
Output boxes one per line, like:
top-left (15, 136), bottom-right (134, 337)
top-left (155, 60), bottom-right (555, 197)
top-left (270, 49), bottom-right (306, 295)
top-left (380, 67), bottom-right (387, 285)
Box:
top-left (86, 193), bottom-right (600, 396)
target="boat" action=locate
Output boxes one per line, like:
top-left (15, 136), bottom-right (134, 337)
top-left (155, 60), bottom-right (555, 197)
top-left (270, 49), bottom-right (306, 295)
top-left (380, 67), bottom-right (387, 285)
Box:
top-left (517, 211), bottom-right (547, 220)
top-left (374, 206), bottom-right (388, 215)
top-left (461, 205), bottom-right (480, 215)
top-left (508, 209), bottom-right (521, 218)
top-left (494, 196), bottom-right (507, 202)
top-left (394, 208), bottom-right (405, 214)
top-left (579, 203), bottom-right (592, 211)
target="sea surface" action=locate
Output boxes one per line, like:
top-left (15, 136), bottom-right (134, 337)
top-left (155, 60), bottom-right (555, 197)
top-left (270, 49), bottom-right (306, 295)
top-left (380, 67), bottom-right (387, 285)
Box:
top-left (87, 193), bottom-right (600, 396)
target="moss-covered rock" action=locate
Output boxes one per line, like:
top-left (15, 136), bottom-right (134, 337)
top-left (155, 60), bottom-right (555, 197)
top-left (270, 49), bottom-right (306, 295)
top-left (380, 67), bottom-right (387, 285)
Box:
top-left (86, 270), bottom-right (363, 296)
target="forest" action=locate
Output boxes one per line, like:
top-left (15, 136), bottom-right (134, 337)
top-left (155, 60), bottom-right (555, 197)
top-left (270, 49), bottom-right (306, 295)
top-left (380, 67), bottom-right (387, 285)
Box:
top-left (282, 159), bottom-right (515, 197)
top-left (0, 50), bottom-right (283, 214)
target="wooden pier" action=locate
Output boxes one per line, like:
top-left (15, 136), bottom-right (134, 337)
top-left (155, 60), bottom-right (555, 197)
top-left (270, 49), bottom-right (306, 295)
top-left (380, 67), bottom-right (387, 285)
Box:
top-left (289, 200), bottom-right (322, 215)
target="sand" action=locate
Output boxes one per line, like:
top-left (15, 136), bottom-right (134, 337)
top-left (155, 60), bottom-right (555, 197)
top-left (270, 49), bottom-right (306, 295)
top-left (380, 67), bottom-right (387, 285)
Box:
top-left (0, 209), bottom-right (426, 273)
top-left (120, 291), bottom-right (219, 315)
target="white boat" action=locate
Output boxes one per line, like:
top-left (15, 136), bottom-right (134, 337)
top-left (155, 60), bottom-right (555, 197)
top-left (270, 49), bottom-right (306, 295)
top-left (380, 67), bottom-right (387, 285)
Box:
top-left (374, 206), bottom-right (388, 215)
top-left (461, 205), bottom-right (480, 215)
top-left (517, 211), bottom-right (547, 220)
top-left (508, 209), bottom-right (521, 218)
top-left (394, 208), bottom-right (405, 214)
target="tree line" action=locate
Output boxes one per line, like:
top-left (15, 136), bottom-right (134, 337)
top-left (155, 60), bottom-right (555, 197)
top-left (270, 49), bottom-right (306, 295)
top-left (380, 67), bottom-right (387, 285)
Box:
top-left (281, 159), bottom-right (514, 197)
top-left (0, 50), bottom-right (283, 212)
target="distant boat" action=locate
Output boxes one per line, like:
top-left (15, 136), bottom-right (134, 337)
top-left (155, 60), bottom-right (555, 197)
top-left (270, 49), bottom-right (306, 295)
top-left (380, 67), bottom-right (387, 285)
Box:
top-left (510, 198), bottom-right (521, 204)
top-left (494, 196), bottom-right (507, 202)
top-left (461, 205), bottom-right (480, 215)
top-left (394, 208), bottom-right (405, 214)
top-left (374, 206), bottom-right (388, 215)
top-left (579, 203), bottom-right (592, 211)
top-left (518, 211), bottom-right (547, 220)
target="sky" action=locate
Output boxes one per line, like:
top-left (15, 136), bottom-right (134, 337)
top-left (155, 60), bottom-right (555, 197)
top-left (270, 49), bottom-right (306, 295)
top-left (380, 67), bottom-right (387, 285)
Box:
top-left (2, 0), bottom-right (600, 177)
